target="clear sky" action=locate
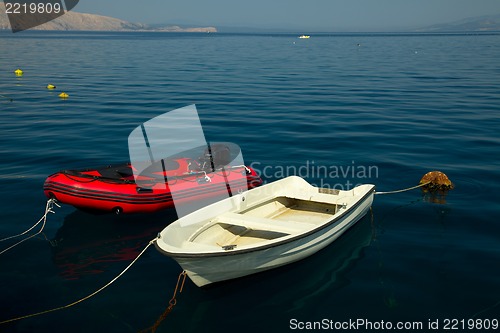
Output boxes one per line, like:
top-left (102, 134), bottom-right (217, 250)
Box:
top-left (74, 0), bottom-right (500, 31)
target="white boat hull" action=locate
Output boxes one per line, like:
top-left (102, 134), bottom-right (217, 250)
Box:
top-left (175, 201), bottom-right (371, 286)
top-left (156, 176), bottom-right (375, 287)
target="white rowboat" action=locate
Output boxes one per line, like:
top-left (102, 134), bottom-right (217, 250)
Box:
top-left (155, 176), bottom-right (375, 287)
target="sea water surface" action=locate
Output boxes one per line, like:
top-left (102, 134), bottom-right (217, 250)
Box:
top-left (0, 31), bottom-right (499, 332)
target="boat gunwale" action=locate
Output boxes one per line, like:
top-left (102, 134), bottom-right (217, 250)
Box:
top-left (54, 164), bottom-right (252, 184)
top-left (155, 184), bottom-right (375, 258)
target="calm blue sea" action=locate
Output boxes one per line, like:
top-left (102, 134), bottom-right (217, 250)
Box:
top-left (0, 31), bottom-right (499, 332)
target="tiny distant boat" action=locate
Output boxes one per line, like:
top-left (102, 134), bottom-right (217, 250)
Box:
top-left (44, 143), bottom-right (262, 214)
top-left (298, 35), bottom-right (310, 39)
top-left (155, 176), bottom-right (375, 287)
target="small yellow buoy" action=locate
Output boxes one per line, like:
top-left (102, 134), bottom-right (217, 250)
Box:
top-left (47, 84), bottom-right (56, 90)
top-left (58, 92), bottom-right (69, 99)
top-left (14, 69), bottom-right (23, 76)
top-left (419, 171), bottom-right (454, 192)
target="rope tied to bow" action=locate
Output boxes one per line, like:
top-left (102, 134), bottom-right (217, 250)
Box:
top-left (0, 198), bottom-right (60, 255)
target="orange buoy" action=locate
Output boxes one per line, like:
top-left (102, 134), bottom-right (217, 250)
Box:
top-left (419, 171), bottom-right (454, 192)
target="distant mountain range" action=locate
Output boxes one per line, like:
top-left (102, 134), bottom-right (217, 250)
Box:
top-left (0, 3), bottom-right (499, 33)
top-left (415, 14), bottom-right (500, 32)
top-left (0, 4), bottom-right (216, 32)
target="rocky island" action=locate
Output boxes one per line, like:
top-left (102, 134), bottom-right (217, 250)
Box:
top-left (0, 3), bottom-right (216, 32)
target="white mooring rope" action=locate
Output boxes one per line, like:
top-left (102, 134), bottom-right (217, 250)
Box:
top-left (0, 237), bottom-right (158, 325)
top-left (375, 181), bottom-right (431, 195)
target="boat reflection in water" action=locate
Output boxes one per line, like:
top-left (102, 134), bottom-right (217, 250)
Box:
top-left (49, 210), bottom-right (174, 280)
top-left (233, 212), bottom-right (373, 302)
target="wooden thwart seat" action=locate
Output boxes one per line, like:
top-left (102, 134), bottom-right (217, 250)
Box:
top-left (215, 212), bottom-right (314, 234)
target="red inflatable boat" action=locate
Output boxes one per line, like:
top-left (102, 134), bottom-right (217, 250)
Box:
top-left (44, 146), bottom-right (262, 214)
